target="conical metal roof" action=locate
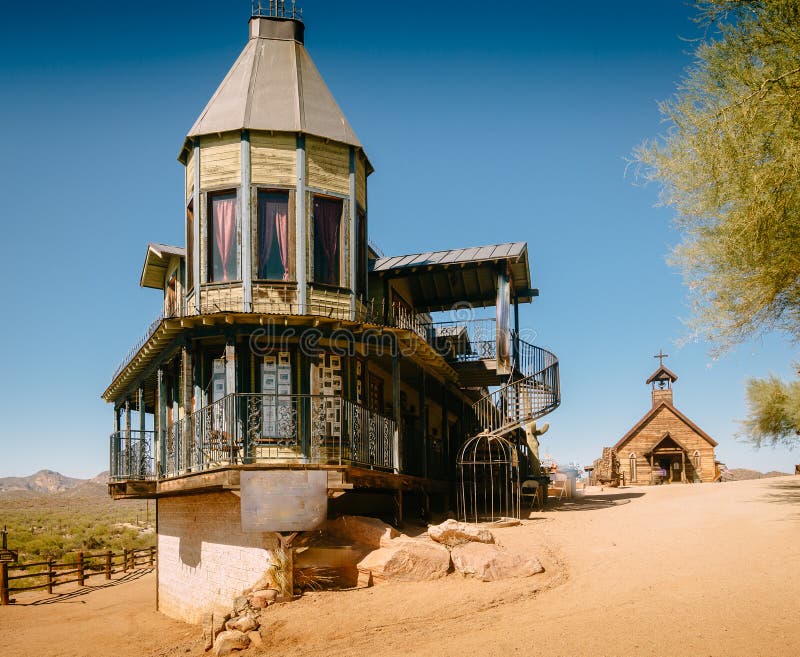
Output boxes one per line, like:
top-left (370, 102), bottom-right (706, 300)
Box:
top-left (186, 17), bottom-right (361, 148)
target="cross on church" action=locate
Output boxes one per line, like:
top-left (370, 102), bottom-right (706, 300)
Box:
top-left (654, 349), bottom-right (669, 367)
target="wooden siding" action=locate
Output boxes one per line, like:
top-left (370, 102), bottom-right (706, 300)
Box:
top-left (252, 283), bottom-right (298, 314)
top-left (308, 285), bottom-right (352, 316)
top-left (251, 132), bottom-right (296, 187)
top-left (201, 285), bottom-right (243, 313)
top-left (200, 133), bottom-right (241, 189)
top-left (618, 405), bottom-right (716, 483)
top-left (307, 137), bottom-right (350, 195)
top-left (185, 150), bottom-right (195, 202)
top-left (356, 153), bottom-right (367, 209)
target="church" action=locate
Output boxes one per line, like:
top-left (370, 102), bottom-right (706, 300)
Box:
top-left (609, 353), bottom-right (718, 485)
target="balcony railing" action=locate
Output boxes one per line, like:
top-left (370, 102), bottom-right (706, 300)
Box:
top-left (110, 430), bottom-right (156, 481)
top-left (109, 395), bottom-right (396, 482)
top-left (428, 318), bottom-right (500, 362)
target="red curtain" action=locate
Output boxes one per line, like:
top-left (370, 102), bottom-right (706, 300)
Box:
top-left (212, 194), bottom-right (237, 282)
top-left (313, 197), bottom-right (342, 285)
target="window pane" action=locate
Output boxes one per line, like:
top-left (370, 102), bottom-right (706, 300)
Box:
top-left (257, 191), bottom-right (290, 280)
top-left (209, 193), bottom-right (238, 282)
top-left (313, 196), bottom-right (342, 285)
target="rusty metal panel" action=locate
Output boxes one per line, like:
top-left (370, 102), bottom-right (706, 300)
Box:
top-left (240, 470), bottom-right (327, 532)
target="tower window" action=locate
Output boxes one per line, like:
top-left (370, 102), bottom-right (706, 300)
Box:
top-left (208, 191), bottom-right (238, 283)
top-left (257, 190), bottom-right (291, 280)
top-left (629, 453), bottom-right (637, 482)
top-left (693, 450), bottom-right (701, 472)
top-left (313, 195), bottom-right (343, 286)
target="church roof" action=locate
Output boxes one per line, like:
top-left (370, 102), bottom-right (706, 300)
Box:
top-left (645, 365), bottom-right (679, 384)
top-left (613, 401), bottom-right (718, 451)
top-left (182, 17), bottom-right (363, 156)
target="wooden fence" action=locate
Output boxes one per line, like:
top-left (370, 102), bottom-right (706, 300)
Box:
top-left (0, 546), bottom-right (156, 605)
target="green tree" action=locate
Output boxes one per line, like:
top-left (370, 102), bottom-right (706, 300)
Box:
top-left (634, 1), bottom-right (800, 446)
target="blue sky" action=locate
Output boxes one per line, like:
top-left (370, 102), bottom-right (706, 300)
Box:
top-left (0, 0), bottom-right (797, 478)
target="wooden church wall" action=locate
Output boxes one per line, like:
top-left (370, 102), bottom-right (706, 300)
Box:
top-left (620, 405), bottom-right (716, 483)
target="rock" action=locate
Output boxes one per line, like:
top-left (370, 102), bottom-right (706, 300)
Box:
top-left (212, 612), bottom-right (229, 640)
top-left (225, 615), bottom-right (259, 633)
top-left (232, 596), bottom-right (250, 615)
top-left (202, 612), bottom-right (214, 651)
top-left (327, 515), bottom-right (399, 549)
top-left (247, 631), bottom-right (263, 649)
top-left (252, 588), bottom-right (278, 603)
top-left (356, 539), bottom-right (451, 583)
top-left (450, 542), bottom-right (544, 582)
top-left (213, 630), bottom-right (250, 657)
top-left (427, 519), bottom-right (495, 548)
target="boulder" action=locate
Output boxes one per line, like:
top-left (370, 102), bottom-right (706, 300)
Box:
top-left (326, 515), bottom-right (399, 549)
top-left (247, 630), bottom-right (264, 649)
top-left (225, 615), bottom-right (259, 633)
top-left (427, 519), bottom-right (495, 548)
top-left (357, 539), bottom-right (451, 583)
top-left (251, 588), bottom-right (278, 608)
top-left (232, 596), bottom-right (250, 615)
top-left (450, 542), bottom-right (544, 582)
top-left (213, 630), bottom-right (250, 657)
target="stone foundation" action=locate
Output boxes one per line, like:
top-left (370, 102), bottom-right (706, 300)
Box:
top-left (157, 492), bottom-right (279, 624)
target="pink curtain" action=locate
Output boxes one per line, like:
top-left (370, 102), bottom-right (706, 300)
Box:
top-left (212, 195), bottom-right (237, 282)
top-left (258, 192), bottom-right (290, 280)
top-left (276, 211), bottom-right (289, 280)
top-left (313, 197), bottom-right (342, 285)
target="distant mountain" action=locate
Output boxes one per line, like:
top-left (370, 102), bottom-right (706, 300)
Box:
top-left (723, 468), bottom-right (791, 482)
top-left (0, 470), bottom-right (104, 494)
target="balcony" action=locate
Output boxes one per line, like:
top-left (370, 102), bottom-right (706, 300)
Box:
top-left (109, 394), bottom-right (396, 483)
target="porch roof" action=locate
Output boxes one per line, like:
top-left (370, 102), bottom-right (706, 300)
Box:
top-left (370, 242), bottom-right (535, 312)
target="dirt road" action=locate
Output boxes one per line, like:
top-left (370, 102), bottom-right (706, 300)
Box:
top-left (1, 476), bottom-right (798, 657)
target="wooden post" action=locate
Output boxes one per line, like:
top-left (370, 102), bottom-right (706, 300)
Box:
top-left (77, 552), bottom-right (84, 587)
top-left (149, 546), bottom-right (155, 567)
top-left (241, 130), bottom-right (252, 312)
top-left (295, 134), bottom-right (307, 314)
top-left (125, 399), bottom-right (132, 478)
top-left (392, 347), bottom-right (402, 474)
top-left (419, 367), bottom-right (427, 479)
top-left (1, 562), bottom-right (9, 605)
top-left (105, 550), bottom-right (112, 579)
top-left (138, 386), bottom-right (146, 478)
top-left (46, 560), bottom-right (54, 594)
top-left (123, 548), bottom-right (128, 573)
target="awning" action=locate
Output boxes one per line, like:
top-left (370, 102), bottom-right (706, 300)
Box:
top-left (370, 242), bottom-right (535, 312)
top-left (140, 243), bottom-right (186, 290)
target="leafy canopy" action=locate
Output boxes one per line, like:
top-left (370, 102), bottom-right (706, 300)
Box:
top-left (634, 0), bottom-right (800, 352)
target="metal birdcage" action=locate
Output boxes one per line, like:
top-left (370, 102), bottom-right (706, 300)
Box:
top-left (457, 432), bottom-right (520, 523)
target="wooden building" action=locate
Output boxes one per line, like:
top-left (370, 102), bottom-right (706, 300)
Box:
top-left (101, 5), bottom-right (560, 622)
top-left (609, 356), bottom-right (718, 485)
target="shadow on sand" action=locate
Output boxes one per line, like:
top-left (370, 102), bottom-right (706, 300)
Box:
top-left (761, 478), bottom-right (800, 506)
top-left (12, 568), bottom-right (154, 606)
top-left (540, 491), bottom-right (646, 513)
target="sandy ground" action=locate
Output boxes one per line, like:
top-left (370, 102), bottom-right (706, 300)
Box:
top-left (1, 476), bottom-right (798, 657)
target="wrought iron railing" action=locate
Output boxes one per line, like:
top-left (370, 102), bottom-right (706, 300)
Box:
top-left (428, 318), bottom-right (501, 362)
top-left (472, 340), bottom-right (560, 436)
top-left (109, 430), bottom-right (155, 481)
top-left (110, 395), bottom-right (396, 482)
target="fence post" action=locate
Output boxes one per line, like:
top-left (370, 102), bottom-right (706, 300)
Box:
top-left (47, 560), bottom-right (54, 594)
top-left (123, 548), bottom-right (128, 573)
top-left (1, 562), bottom-right (8, 605)
top-left (77, 552), bottom-right (84, 587)
top-left (149, 546), bottom-right (155, 567)
top-left (105, 550), bottom-right (112, 579)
